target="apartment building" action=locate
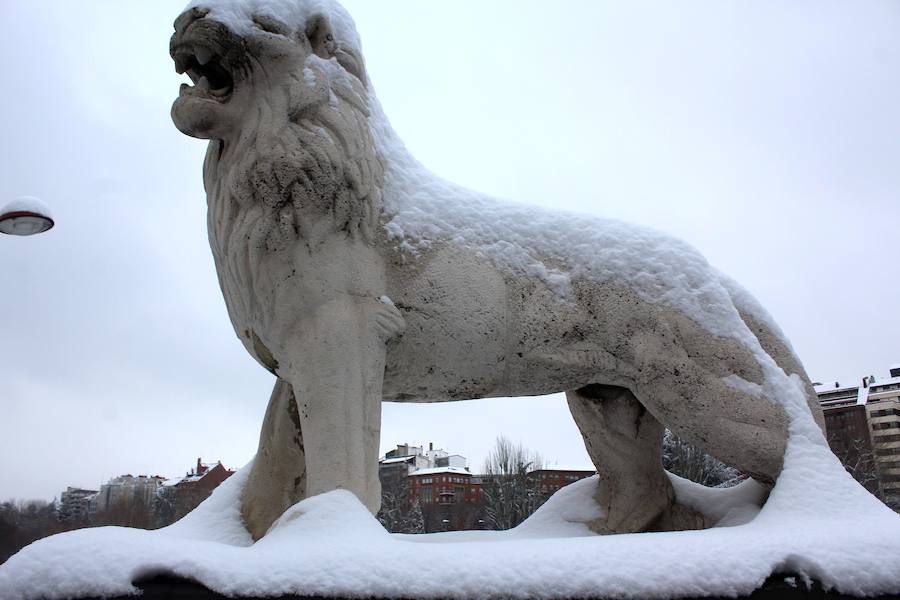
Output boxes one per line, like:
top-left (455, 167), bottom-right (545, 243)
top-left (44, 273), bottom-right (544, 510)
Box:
top-left (817, 364), bottom-right (900, 509)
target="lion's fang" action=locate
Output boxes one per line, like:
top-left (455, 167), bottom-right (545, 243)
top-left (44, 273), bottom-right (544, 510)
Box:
top-left (195, 46), bottom-right (214, 66)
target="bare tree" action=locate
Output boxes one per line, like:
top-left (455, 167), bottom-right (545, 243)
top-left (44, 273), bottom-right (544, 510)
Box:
top-left (404, 499), bottom-right (425, 534)
top-left (662, 430), bottom-right (741, 487)
top-left (481, 435), bottom-right (543, 530)
top-left (0, 499), bottom-right (70, 566)
top-left (827, 434), bottom-right (883, 500)
top-left (377, 475), bottom-right (425, 534)
top-left (151, 486), bottom-right (179, 528)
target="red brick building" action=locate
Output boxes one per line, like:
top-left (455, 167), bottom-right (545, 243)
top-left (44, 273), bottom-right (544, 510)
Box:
top-left (176, 459), bottom-right (235, 492)
top-left (401, 465), bottom-right (595, 531)
top-left (377, 444), bottom-right (596, 532)
top-left (528, 468), bottom-right (596, 499)
top-left (407, 467), bottom-right (481, 506)
top-left (405, 467), bottom-right (481, 531)
top-left (165, 458), bottom-right (235, 519)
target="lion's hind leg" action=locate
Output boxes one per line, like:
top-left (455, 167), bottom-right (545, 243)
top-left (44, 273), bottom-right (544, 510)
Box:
top-left (567, 384), bottom-right (704, 533)
top-left (629, 315), bottom-right (790, 486)
top-left (241, 378), bottom-right (307, 540)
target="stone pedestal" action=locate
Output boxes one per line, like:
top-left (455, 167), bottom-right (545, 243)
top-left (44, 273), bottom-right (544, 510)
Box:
top-left (73, 575), bottom-right (896, 600)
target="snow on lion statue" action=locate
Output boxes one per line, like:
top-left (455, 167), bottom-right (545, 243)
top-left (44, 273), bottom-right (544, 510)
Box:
top-left (170, 0), bottom-right (825, 540)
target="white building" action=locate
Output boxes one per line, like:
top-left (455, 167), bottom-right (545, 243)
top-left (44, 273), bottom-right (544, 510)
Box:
top-left (95, 474), bottom-right (167, 512)
top-left (57, 487), bottom-right (98, 521)
top-left (380, 443), bottom-right (469, 478)
top-left (816, 364), bottom-right (900, 509)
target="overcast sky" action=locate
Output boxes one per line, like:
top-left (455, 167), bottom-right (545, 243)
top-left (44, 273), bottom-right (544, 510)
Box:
top-left (1, 1), bottom-right (898, 501)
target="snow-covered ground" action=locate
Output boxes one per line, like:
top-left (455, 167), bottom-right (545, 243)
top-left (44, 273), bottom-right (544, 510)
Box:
top-left (1, 444), bottom-right (898, 600)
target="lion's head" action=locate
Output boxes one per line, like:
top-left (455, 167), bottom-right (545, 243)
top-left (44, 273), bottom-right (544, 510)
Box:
top-left (170, 5), bottom-right (367, 142)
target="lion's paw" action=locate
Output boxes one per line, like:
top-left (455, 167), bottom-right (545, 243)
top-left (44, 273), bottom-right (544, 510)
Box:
top-left (369, 296), bottom-right (406, 341)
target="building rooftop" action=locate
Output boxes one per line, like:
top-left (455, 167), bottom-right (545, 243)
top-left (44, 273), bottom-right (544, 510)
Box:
top-left (870, 375), bottom-right (900, 389)
top-left (814, 382), bottom-right (859, 394)
top-left (530, 466), bottom-right (596, 474)
top-left (815, 366), bottom-right (900, 409)
top-left (380, 456), bottom-right (415, 465)
top-left (410, 467), bottom-right (471, 477)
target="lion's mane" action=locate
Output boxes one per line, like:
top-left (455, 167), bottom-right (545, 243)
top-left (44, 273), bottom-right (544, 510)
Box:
top-left (203, 38), bottom-right (384, 334)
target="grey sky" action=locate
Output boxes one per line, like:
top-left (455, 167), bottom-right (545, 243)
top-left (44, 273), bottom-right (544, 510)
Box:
top-left (1, 0), bottom-right (897, 501)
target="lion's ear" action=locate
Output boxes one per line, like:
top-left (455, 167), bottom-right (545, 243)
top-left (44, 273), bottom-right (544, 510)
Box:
top-left (305, 14), bottom-right (337, 60)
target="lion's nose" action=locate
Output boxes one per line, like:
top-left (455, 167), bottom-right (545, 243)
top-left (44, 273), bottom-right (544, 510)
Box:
top-left (173, 6), bottom-right (210, 35)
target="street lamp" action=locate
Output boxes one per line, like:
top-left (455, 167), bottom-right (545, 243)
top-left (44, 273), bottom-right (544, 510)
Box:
top-left (0, 197), bottom-right (54, 236)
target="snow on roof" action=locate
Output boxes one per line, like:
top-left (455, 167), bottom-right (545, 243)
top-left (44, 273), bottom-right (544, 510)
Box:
top-left (410, 467), bottom-right (471, 477)
top-left (814, 381), bottom-right (858, 394)
top-left (379, 456), bottom-right (414, 464)
top-left (165, 472), bottom-right (208, 487)
top-left (870, 375), bottom-right (900, 389)
top-left (814, 373), bottom-right (900, 404)
top-left (530, 466), bottom-right (596, 474)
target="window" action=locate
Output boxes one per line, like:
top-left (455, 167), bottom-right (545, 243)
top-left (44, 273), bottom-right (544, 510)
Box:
top-left (419, 488), bottom-right (432, 503)
top-left (869, 409), bottom-right (899, 418)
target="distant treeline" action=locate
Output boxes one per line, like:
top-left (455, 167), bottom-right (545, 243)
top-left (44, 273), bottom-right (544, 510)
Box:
top-left (0, 485), bottom-right (210, 565)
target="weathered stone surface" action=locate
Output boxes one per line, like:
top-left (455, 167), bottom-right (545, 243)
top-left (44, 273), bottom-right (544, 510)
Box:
top-left (170, 2), bottom-right (823, 541)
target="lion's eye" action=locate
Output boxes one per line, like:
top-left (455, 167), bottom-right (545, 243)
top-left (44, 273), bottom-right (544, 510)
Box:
top-left (252, 15), bottom-right (290, 36)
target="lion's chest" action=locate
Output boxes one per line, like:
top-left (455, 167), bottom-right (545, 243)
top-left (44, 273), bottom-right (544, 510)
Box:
top-left (209, 200), bottom-right (389, 360)
top-left (211, 228), bottom-right (304, 349)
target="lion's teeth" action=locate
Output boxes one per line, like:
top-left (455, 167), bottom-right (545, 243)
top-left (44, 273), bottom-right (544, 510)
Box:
top-left (195, 46), bottom-right (213, 66)
top-left (197, 76), bottom-right (211, 92)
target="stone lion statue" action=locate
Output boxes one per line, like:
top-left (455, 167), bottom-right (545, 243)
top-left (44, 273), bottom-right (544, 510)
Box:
top-left (170, 0), bottom-right (825, 540)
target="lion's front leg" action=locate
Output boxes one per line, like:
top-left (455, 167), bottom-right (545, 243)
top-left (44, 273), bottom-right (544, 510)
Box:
top-left (284, 296), bottom-right (404, 517)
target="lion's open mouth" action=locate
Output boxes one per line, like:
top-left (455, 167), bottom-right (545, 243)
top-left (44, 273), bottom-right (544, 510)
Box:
top-left (173, 44), bottom-right (234, 102)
